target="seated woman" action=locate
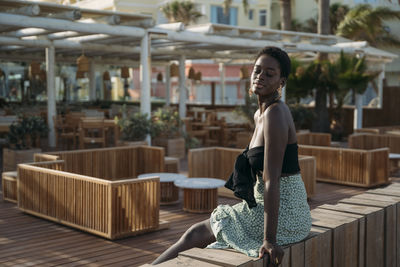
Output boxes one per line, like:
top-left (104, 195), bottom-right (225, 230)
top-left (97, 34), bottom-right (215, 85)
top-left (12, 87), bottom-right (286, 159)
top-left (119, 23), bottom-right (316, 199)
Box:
top-left (152, 46), bottom-right (312, 266)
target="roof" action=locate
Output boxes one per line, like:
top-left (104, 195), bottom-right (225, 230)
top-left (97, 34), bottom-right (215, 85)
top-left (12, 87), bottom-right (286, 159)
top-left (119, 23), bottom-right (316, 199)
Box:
top-left (0, 0), bottom-right (397, 66)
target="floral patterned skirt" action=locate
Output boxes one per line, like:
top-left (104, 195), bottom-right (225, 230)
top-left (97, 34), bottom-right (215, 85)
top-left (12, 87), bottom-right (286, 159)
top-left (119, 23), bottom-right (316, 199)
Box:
top-left (207, 173), bottom-right (311, 257)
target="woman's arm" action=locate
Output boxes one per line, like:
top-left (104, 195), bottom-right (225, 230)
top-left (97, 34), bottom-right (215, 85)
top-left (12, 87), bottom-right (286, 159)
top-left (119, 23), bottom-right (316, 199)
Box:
top-left (263, 105), bottom-right (287, 242)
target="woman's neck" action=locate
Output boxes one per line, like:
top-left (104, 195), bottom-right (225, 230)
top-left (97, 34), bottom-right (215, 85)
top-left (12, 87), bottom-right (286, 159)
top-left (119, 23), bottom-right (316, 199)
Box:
top-left (258, 90), bottom-right (281, 115)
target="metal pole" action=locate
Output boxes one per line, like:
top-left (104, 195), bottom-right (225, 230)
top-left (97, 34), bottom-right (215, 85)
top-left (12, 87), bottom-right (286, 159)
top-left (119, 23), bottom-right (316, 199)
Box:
top-left (165, 64), bottom-right (170, 106)
top-left (46, 45), bottom-right (56, 147)
top-left (140, 33), bottom-right (151, 144)
top-left (178, 55), bottom-right (186, 119)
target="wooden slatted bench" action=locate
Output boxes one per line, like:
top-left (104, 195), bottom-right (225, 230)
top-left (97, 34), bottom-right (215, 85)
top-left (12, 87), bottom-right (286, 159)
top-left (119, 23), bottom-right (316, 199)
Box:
top-left (297, 132), bottom-right (331, 147)
top-left (11, 146), bottom-right (169, 240)
top-left (143, 183), bottom-right (400, 266)
top-left (34, 145), bottom-right (165, 180)
top-left (188, 147), bottom-right (316, 199)
top-left (2, 171), bottom-right (17, 203)
top-left (17, 162), bottom-right (167, 240)
top-left (2, 160), bottom-right (65, 203)
top-left (298, 145), bottom-right (389, 187)
top-left (349, 133), bottom-right (400, 153)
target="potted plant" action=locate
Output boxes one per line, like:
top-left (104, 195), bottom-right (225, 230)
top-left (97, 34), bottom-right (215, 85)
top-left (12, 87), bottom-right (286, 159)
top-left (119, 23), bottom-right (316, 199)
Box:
top-left (115, 110), bottom-right (152, 146)
top-left (4, 115), bottom-right (48, 171)
top-left (152, 107), bottom-right (186, 159)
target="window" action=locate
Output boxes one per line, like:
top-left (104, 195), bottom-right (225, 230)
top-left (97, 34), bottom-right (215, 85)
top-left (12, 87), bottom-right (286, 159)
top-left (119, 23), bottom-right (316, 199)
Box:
top-left (259, 9), bottom-right (267, 26)
top-left (248, 9), bottom-right (254, 20)
top-left (210, 6), bottom-right (238, 25)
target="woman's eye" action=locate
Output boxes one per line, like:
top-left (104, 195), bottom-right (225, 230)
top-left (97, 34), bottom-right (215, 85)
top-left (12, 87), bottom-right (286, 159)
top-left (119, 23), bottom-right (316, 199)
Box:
top-left (254, 68), bottom-right (261, 74)
top-left (266, 73), bottom-right (273, 77)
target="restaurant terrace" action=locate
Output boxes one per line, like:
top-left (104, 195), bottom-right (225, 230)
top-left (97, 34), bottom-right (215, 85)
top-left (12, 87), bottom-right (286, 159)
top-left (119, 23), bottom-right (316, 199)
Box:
top-left (1, 0), bottom-right (400, 266)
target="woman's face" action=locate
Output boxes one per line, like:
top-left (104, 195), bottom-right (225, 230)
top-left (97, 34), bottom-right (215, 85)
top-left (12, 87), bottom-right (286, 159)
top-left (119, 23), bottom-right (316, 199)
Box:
top-left (250, 54), bottom-right (284, 97)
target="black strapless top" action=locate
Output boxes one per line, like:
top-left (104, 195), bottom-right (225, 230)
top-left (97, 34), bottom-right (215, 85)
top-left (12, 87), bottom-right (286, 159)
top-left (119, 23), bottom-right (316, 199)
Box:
top-left (225, 143), bottom-right (301, 208)
top-left (247, 143), bottom-right (301, 174)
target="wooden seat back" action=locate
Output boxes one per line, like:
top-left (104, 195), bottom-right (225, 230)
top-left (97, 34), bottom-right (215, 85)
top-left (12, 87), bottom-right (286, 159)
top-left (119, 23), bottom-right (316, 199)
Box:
top-left (298, 144), bottom-right (389, 187)
top-left (79, 118), bottom-right (106, 149)
top-left (349, 133), bottom-right (400, 153)
top-left (188, 147), bottom-right (316, 198)
top-left (296, 132), bottom-right (331, 146)
top-left (35, 146), bottom-right (165, 180)
top-left (17, 163), bottom-right (160, 240)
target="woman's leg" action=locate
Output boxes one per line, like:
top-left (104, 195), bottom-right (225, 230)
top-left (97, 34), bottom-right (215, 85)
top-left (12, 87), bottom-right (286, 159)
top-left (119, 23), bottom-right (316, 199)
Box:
top-left (152, 219), bottom-right (216, 265)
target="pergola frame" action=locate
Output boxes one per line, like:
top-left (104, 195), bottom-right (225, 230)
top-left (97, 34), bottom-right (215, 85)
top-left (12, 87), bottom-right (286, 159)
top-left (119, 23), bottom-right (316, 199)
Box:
top-left (0, 0), bottom-right (397, 147)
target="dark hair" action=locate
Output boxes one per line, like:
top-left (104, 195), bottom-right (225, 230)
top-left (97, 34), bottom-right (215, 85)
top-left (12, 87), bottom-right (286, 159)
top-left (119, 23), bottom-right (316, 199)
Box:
top-left (254, 46), bottom-right (291, 79)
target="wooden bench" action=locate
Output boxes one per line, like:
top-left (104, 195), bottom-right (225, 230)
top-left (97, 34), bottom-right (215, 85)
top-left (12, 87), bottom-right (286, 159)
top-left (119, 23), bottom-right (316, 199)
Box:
top-left (2, 160), bottom-right (65, 203)
top-left (354, 126), bottom-right (400, 135)
top-left (349, 133), bottom-right (400, 153)
top-left (297, 132), bottom-right (331, 147)
top-left (2, 171), bottom-right (17, 203)
top-left (17, 161), bottom-right (166, 240)
top-left (144, 183), bottom-right (400, 267)
top-left (298, 145), bottom-right (389, 187)
top-left (10, 146), bottom-right (169, 239)
top-left (188, 147), bottom-right (316, 198)
top-left (34, 145), bottom-right (165, 180)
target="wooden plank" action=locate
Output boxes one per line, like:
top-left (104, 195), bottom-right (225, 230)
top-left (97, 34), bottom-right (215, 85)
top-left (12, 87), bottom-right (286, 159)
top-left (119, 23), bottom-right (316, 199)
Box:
top-left (311, 208), bottom-right (360, 267)
top-left (143, 256), bottom-right (221, 266)
top-left (304, 226), bottom-right (332, 267)
top-left (340, 194), bottom-right (398, 267)
top-left (180, 247), bottom-right (260, 267)
top-left (320, 203), bottom-right (385, 267)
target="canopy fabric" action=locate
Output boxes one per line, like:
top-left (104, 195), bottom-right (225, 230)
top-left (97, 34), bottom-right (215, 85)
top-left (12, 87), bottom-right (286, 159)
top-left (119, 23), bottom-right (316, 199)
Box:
top-left (0, 0), bottom-right (396, 65)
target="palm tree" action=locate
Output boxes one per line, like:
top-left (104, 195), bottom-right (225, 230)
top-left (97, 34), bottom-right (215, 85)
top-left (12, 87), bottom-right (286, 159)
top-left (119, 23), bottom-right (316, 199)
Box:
top-left (336, 4), bottom-right (400, 47)
top-left (329, 3), bottom-right (349, 34)
top-left (223, 0), bottom-right (248, 15)
top-left (279, 0), bottom-right (292, 30)
top-left (313, 0), bottom-right (331, 133)
top-left (161, 1), bottom-right (203, 26)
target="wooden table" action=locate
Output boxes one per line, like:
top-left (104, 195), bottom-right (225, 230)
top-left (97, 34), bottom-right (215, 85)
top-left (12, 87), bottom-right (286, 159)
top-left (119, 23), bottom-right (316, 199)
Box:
top-left (174, 178), bottom-right (225, 213)
top-left (138, 172), bottom-right (187, 205)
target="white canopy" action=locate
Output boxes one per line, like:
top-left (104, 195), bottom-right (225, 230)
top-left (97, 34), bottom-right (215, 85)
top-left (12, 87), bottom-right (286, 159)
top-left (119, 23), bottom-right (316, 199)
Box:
top-left (0, 0), bottom-right (397, 146)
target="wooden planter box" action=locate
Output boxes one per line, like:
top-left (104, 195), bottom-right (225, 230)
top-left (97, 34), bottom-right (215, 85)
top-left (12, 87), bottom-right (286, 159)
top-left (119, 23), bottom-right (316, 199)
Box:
top-left (2, 148), bottom-right (42, 172)
top-left (153, 137), bottom-right (185, 159)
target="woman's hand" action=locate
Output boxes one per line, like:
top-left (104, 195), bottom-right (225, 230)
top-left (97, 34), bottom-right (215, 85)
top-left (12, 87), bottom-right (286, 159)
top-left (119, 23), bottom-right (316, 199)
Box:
top-left (258, 240), bottom-right (284, 266)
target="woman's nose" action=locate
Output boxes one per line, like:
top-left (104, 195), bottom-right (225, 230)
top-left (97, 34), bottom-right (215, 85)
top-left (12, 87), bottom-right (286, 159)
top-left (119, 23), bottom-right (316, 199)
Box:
top-left (256, 71), bottom-right (264, 79)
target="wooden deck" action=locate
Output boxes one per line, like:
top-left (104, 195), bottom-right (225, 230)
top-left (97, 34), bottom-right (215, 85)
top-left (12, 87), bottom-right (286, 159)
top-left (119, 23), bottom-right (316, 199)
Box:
top-left (0, 180), bottom-right (372, 267)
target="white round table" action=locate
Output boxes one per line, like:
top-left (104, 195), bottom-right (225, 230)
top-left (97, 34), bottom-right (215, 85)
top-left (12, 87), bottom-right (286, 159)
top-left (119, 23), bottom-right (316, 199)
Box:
top-left (138, 172), bottom-right (187, 205)
top-left (174, 178), bottom-right (225, 213)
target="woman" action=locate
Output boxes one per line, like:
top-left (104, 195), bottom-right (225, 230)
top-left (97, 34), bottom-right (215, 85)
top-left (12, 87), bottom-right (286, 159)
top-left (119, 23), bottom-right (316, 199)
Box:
top-left (152, 46), bottom-right (311, 266)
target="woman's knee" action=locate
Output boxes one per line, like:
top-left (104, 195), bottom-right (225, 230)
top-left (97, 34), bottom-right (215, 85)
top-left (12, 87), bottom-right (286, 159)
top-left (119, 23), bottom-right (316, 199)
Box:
top-left (181, 221), bottom-right (214, 244)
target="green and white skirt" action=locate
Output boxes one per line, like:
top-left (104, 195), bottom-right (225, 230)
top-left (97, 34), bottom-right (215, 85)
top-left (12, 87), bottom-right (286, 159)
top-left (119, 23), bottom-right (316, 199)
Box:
top-left (207, 173), bottom-right (311, 257)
